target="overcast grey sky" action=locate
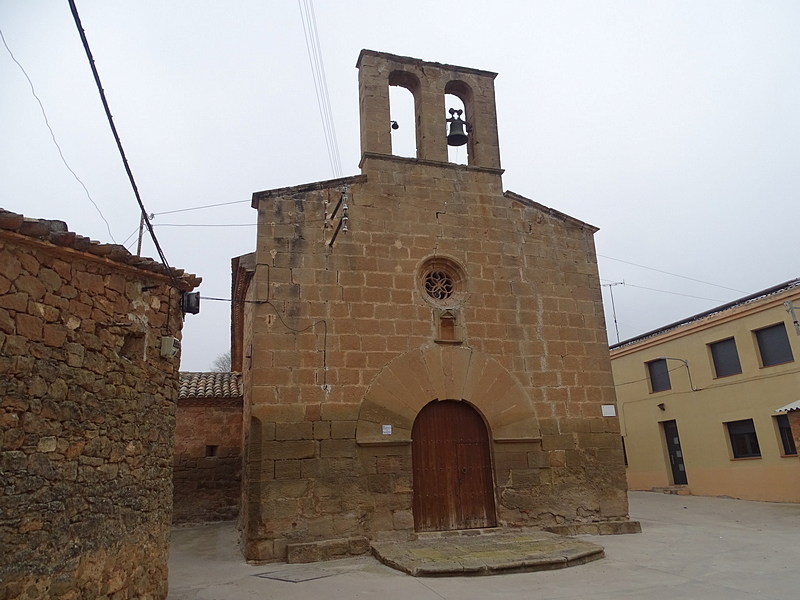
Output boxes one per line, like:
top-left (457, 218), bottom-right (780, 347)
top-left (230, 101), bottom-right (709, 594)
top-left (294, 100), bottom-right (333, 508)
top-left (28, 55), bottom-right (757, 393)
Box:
top-left (2, 1), bottom-right (798, 371)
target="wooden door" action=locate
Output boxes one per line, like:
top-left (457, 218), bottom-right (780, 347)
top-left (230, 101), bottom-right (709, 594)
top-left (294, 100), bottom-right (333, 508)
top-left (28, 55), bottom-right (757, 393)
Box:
top-left (412, 400), bottom-right (497, 531)
top-left (662, 420), bottom-right (688, 485)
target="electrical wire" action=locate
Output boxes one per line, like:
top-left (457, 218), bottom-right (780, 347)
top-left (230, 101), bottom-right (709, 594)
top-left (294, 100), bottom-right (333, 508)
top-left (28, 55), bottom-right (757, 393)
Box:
top-left (200, 296), bottom-right (265, 304)
top-left (598, 254), bottom-right (747, 294)
top-left (613, 363), bottom-right (688, 388)
top-left (202, 294), bottom-right (329, 386)
top-left (120, 225), bottom-right (142, 247)
top-left (152, 198), bottom-right (251, 216)
top-left (149, 218), bottom-right (329, 226)
top-left (614, 360), bottom-right (800, 394)
top-left (308, 1), bottom-right (340, 175)
top-left (298, 0), bottom-right (342, 177)
top-left (1, 27), bottom-right (117, 244)
top-left (623, 283), bottom-right (725, 302)
top-left (153, 223), bottom-right (256, 228)
top-left (67, 0), bottom-right (178, 289)
top-left (599, 280), bottom-right (726, 303)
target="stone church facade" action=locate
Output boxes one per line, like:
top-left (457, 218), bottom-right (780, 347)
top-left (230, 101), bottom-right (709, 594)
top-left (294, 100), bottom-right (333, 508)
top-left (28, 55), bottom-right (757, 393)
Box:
top-left (235, 50), bottom-right (635, 562)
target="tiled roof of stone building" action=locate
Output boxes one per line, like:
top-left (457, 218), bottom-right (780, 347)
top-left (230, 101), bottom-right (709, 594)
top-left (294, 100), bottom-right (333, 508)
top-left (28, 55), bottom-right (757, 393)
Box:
top-left (0, 208), bottom-right (201, 289)
top-left (179, 372), bottom-right (242, 399)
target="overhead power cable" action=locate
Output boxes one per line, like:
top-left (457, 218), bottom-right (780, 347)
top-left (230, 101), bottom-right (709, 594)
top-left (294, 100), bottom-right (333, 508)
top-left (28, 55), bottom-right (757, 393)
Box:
top-left (120, 225), bottom-right (141, 247)
top-left (598, 254), bottom-right (747, 294)
top-left (153, 223), bottom-right (256, 228)
top-left (67, 0), bottom-right (177, 287)
top-left (298, 0), bottom-right (342, 177)
top-left (622, 282), bottom-right (726, 303)
top-left (599, 279), bottom-right (726, 303)
top-left (614, 363), bottom-right (689, 388)
top-left (1, 27), bottom-right (116, 243)
top-left (152, 198), bottom-right (251, 216)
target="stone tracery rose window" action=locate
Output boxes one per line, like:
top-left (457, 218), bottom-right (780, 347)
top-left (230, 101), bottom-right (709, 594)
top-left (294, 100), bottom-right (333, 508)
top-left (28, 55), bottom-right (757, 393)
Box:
top-left (424, 270), bottom-right (454, 300)
top-left (418, 257), bottom-right (466, 307)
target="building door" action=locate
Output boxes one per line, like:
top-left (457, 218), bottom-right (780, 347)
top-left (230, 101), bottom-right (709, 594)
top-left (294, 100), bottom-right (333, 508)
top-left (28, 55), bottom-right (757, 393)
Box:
top-left (412, 400), bottom-right (496, 532)
top-left (662, 420), bottom-right (688, 485)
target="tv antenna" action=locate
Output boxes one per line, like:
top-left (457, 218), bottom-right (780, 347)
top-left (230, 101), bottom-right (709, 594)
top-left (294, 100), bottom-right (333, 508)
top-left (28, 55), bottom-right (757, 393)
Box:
top-left (602, 281), bottom-right (625, 343)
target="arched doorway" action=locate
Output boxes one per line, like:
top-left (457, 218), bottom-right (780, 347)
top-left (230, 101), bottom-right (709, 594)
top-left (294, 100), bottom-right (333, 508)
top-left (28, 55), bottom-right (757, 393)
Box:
top-left (412, 400), bottom-right (497, 531)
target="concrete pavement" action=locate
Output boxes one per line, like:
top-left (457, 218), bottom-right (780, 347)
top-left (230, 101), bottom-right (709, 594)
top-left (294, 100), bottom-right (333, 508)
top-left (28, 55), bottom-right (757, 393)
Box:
top-left (168, 491), bottom-right (800, 599)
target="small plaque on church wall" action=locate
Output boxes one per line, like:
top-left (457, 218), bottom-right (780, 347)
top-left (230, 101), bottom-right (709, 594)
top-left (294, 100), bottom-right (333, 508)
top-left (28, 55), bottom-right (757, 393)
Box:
top-left (382, 424), bottom-right (392, 435)
top-left (601, 405), bottom-right (617, 417)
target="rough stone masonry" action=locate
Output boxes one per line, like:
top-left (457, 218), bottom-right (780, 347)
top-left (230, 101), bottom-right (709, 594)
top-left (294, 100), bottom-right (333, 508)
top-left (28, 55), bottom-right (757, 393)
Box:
top-left (234, 51), bottom-right (638, 564)
top-left (173, 371), bottom-right (243, 524)
top-left (0, 210), bottom-right (199, 599)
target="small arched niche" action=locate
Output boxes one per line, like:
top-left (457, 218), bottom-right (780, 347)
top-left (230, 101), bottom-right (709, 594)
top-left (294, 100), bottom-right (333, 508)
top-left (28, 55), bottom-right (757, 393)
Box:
top-left (389, 70), bottom-right (420, 158)
top-left (445, 80), bottom-right (474, 165)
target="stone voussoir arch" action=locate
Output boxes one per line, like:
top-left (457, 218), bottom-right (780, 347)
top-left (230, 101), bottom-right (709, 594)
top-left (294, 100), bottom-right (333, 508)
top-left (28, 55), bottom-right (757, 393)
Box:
top-left (356, 344), bottom-right (538, 445)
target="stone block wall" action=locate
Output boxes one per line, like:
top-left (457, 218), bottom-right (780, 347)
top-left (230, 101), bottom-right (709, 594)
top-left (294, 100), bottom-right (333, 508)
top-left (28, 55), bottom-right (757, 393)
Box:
top-left (240, 166), bottom-right (629, 561)
top-left (238, 51), bottom-right (631, 562)
top-left (173, 396), bottom-right (242, 523)
top-left (0, 213), bottom-right (198, 599)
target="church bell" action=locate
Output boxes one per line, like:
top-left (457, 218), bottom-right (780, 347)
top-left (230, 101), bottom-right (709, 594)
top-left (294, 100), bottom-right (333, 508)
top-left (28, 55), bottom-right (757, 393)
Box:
top-left (446, 108), bottom-right (469, 146)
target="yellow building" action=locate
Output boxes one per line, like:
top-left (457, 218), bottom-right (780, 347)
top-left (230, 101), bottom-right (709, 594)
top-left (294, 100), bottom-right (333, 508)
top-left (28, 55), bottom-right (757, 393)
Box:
top-left (610, 279), bottom-right (800, 502)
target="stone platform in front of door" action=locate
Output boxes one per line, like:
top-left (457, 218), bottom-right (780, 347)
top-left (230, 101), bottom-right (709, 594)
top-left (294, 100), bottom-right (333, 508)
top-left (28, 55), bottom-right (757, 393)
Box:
top-left (370, 528), bottom-right (606, 577)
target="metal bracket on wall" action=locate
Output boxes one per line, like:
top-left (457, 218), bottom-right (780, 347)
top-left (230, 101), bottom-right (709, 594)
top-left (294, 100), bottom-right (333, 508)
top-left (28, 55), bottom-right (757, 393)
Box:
top-left (785, 300), bottom-right (800, 335)
top-left (325, 186), bottom-right (349, 247)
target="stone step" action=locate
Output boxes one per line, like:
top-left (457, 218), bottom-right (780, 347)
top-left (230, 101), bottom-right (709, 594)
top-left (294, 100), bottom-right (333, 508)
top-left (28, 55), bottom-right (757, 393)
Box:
top-left (412, 527), bottom-right (501, 540)
top-left (372, 528), bottom-right (606, 577)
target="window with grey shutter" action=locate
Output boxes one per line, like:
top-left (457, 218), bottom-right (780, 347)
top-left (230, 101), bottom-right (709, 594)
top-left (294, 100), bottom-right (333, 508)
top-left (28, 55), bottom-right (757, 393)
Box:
top-left (755, 323), bottom-right (794, 367)
top-left (709, 337), bottom-right (742, 378)
top-left (646, 358), bottom-right (671, 393)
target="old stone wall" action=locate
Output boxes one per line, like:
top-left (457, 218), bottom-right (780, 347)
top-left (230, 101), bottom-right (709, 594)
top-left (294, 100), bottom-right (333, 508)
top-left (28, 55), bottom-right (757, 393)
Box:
top-left (239, 51), bottom-right (631, 562)
top-left (241, 166), bottom-right (628, 561)
top-left (0, 218), bottom-right (195, 600)
top-left (173, 397), bottom-right (242, 523)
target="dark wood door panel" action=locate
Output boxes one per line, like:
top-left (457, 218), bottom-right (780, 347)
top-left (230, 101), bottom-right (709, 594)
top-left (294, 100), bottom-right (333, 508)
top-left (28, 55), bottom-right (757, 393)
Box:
top-left (412, 400), bottom-right (496, 531)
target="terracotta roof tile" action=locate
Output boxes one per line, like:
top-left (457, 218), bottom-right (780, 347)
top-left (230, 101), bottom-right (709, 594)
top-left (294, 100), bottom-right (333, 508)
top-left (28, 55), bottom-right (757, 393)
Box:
top-left (179, 372), bottom-right (242, 399)
top-left (0, 208), bottom-right (201, 290)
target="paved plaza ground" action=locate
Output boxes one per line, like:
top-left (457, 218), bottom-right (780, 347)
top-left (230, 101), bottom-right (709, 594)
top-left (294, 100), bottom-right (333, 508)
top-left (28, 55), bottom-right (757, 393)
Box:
top-left (168, 491), bottom-right (800, 599)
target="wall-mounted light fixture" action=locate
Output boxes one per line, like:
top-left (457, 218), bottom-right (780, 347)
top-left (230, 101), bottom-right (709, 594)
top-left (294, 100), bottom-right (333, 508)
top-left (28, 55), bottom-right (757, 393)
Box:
top-left (182, 291), bottom-right (200, 315)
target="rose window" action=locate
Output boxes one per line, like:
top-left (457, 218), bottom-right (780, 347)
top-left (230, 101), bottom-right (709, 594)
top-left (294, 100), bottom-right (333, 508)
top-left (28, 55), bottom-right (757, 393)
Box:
top-left (424, 271), bottom-right (454, 300)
